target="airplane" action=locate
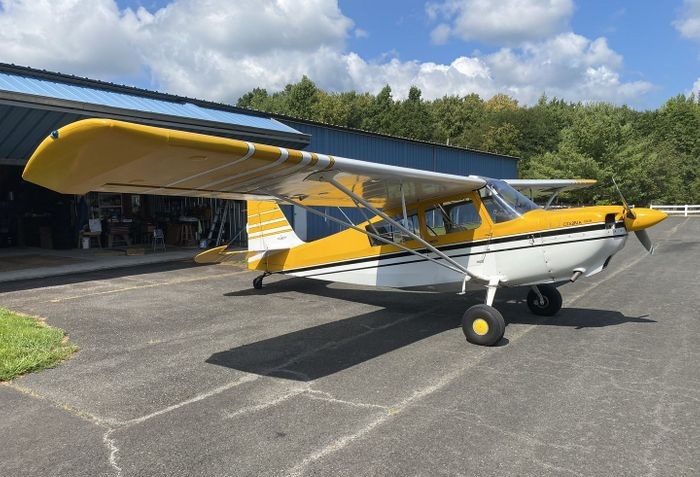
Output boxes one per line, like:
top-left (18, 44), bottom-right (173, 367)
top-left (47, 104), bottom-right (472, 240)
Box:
top-left (22, 119), bottom-right (667, 346)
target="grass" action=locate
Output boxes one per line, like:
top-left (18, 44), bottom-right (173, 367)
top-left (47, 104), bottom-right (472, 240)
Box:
top-left (0, 307), bottom-right (77, 381)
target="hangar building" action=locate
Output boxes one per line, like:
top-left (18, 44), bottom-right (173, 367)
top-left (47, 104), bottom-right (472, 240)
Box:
top-left (0, 63), bottom-right (518, 249)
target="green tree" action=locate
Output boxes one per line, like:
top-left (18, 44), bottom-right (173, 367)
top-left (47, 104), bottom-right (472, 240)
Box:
top-left (391, 86), bottom-right (432, 140)
top-left (611, 138), bottom-right (683, 206)
top-left (233, 79), bottom-right (698, 204)
top-left (484, 93), bottom-right (519, 112)
top-left (286, 76), bottom-right (320, 119)
top-left (362, 85), bottom-right (395, 133)
top-left (482, 123), bottom-right (521, 157)
top-left (236, 87), bottom-right (270, 110)
top-left (430, 94), bottom-right (485, 145)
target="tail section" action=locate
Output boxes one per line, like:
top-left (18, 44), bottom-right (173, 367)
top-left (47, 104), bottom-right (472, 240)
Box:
top-left (194, 200), bottom-right (303, 266)
top-left (246, 200), bottom-right (304, 251)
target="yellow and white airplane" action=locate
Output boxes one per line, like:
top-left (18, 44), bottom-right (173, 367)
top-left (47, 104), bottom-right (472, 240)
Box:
top-left (23, 119), bottom-right (667, 346)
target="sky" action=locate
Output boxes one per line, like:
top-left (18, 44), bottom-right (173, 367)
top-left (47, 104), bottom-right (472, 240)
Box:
top-left (0, 0), bottom-right (698, 110)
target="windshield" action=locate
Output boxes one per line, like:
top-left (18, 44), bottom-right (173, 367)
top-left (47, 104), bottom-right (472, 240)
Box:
top-left (480, 179), bottom-right (540, 223)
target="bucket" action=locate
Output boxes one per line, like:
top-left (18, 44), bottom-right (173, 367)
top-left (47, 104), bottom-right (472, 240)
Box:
top-left (82, 237), bottom-right (90, 249)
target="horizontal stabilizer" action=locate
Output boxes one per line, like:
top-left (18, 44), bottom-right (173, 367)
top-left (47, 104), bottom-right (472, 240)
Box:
top-left (194, 246), bottom-right (253, 264)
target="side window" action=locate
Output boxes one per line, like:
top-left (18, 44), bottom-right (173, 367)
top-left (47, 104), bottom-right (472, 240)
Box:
top-left (424, 207), bottom-right (447, 236)
top-left (448, 201), bottom-right (481, 230)
top-left (479, 188), bottom-right (519, 223)
top-left (366, 213), bottom-right (419, 246)
top-left (425, 199), bottom-right (481, 236)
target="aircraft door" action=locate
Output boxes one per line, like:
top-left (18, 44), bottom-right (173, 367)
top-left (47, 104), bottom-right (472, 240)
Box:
top-left (478, 187), bottom-right (550, 282)
top-left (422, 194), bottom-right (493, 278)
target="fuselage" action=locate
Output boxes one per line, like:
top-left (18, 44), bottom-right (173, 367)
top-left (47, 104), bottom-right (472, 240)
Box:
top-left (249, 188), bottom-right (638, 290)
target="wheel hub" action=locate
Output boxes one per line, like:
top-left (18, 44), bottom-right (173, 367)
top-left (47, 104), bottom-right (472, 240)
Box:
top-left (472, 318), bottom-right (489, 336)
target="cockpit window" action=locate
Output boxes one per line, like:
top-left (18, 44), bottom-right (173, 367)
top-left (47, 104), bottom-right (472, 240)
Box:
top-left (425, 198), bottom-right (481, 236)
top-left (366, 213), bottom-right (419, 246)
top-left (479, 179), bottom-right (539, 223)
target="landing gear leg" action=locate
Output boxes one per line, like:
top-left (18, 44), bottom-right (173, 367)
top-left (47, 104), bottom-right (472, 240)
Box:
top-left (462, 278), bottom-right (505, 346)
top-left (253, 272), bottom-right (270, 290)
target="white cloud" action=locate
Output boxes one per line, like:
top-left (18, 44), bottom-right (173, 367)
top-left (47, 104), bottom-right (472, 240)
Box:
top-left (0, 0), bottom-right (142, 77)
top-left (0, 0), bottom-right (652, 106)
top-left (354, 28), bottom-right (369, 39)
top-left (130, 0), bottom-right (354, 99)
top-left (430, 23), bottom-right (452, 45)
top-left (426, 0), bottom-right (573, 45)
top-left (690, 78), bottom-right (700, 95)
top-left (674, 0), bottom-right (700, 39)
top-left (340, 33), bottom-right (650, 105)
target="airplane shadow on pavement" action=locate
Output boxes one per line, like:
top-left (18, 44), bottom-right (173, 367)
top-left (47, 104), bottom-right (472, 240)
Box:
top-left (207, 278), bottom-right (656, 381)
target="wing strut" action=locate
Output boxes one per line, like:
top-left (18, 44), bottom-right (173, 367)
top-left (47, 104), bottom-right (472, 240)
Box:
top-left (262, 191), bottom-right (467, 276)
top-left (544, 191), bottom-right (559, 209)
top-left (325, 178), bottom-right (488, 282)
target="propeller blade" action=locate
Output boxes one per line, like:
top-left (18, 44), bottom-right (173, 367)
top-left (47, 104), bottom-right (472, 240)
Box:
top-left (612, 177), bottom-right (635, 219)
top-left (635, 229), bottom-right (655, 254)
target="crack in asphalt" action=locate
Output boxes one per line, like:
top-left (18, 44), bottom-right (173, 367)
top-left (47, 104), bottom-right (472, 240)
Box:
top-left (3, 382), bottom-right (123, 477)
top-left (102, 428), bottom-right (123, 477)
top-left (282, 325), bottom-right (539, 477)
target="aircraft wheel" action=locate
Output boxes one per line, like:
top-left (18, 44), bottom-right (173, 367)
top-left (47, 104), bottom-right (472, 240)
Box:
top-left (253, 276), bottom-right (264, 290)
top-left (526, 284), bottom-right (562, 316)
top-left (462, 304), bottom-right (505, 346)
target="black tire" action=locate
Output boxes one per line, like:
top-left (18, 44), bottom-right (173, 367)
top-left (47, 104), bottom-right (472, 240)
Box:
top-left (253, 276), bottom-right (264, 290)
top-left (462, 304), bottom-right (505, 346)
top-left (526, 284), bottom-right (562, 316)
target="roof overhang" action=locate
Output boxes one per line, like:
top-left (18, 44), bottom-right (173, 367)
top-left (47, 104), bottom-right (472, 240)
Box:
top-left (0, 65), bottom-right (310, 166)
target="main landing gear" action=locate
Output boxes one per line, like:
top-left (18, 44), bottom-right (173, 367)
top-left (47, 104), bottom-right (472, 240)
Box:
top-left (461, 282), bottom-right (563, 346)
top-left (462, 304), bottom-right (505, 346)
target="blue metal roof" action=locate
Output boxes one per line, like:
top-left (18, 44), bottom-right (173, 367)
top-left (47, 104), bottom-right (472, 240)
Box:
top-left (0, 69), bottom-right (301, 135)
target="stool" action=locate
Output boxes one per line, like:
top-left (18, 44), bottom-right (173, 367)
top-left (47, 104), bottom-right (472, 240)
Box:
top-left (178, 224), bottom-right (195, 245)
top-left (79, 231), bottom-right (102, 249)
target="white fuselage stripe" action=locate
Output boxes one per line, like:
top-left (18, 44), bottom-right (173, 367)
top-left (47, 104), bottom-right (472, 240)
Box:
top-left (286, 227), bottom-right (624, 279)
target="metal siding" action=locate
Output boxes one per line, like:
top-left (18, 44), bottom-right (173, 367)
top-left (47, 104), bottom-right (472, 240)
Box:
top-left (282, 120), bottom-right (518, 241)
top-left (286, 120), bottom-right (516, 177)
top-left (0, 104), bottom-right (80, 160)
top-left (0, 106), bottom-right (31, 157)
top-left (305, 207), bottom-right (370, 241)
top-left (0, 71), bottom-right (302, 135)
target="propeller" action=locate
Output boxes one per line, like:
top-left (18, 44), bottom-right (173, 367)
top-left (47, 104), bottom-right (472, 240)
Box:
top-left (612, 178), bottom-right (657, 254)
top-left (612, 178), bottom-right (635, 219)
top-left (635, 229), bottom-right (655, 254)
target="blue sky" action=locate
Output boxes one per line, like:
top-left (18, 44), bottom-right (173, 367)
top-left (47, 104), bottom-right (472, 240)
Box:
top-left (339, 0), bottom-right (698, 109)
top-left (1, 0), bottom-right (698, 109)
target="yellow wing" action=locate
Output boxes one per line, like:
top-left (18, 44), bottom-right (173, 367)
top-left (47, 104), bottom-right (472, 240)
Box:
top-left (22, 119), bottom-right (486, 209)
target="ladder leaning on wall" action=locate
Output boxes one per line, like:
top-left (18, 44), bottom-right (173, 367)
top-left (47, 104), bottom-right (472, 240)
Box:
top-left (207, 200), bottom-right (230, 246)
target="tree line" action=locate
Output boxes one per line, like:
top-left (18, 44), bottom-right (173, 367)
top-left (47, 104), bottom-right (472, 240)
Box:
top-left (237, 76), bottom-right (700, 205)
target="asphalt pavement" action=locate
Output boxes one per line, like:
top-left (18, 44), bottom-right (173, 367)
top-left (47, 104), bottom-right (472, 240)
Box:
top-left (0, 217), bottom-right (698, 477)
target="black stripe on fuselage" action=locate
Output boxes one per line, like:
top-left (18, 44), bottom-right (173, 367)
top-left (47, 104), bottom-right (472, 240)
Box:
top-left (283, 221), bottom-right (625, 276)
top-left (296, 234), bottom-right (626, 278)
